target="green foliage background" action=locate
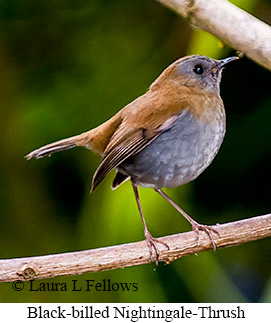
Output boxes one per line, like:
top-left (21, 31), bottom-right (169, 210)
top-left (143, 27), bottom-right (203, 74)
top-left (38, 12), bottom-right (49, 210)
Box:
top-left (0, 0), bottom-right (270, 302)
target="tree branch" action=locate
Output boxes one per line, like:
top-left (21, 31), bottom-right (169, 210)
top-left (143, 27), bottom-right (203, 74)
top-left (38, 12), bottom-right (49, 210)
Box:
top-left (157, 0), bottom-right (271, 70)
top-left (0, 213), bottom-right (270, 282)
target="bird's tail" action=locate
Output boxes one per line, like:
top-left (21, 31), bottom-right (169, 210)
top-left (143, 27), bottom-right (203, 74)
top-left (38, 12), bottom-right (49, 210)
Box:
top-left (26, 112), bottom-right (123, 160)
top-left (25, 131), bottom-right (91, 160)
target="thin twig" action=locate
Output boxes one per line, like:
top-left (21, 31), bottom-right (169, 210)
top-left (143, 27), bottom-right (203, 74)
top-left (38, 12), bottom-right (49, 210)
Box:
top-left (0, 213), bottom-right (270, 282)
top-left (157, 0), bottom-right (271, 70)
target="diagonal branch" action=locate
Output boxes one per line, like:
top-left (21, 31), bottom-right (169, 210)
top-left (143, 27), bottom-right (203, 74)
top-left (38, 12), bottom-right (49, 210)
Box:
top-left (0, 213), bottom-right (270, 282)
top-left (157, 0), bottom-right (271, 70)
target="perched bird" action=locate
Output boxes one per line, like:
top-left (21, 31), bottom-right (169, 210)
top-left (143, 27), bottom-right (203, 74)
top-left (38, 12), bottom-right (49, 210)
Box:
top-left (26, 55), bottom-right (238, 264)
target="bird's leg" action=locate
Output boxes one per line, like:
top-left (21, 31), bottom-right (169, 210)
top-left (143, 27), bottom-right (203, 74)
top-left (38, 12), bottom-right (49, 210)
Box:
top-left (131, 182), bottom-right (169, 265)
top-left (155, 188), bottom-right (219, 250)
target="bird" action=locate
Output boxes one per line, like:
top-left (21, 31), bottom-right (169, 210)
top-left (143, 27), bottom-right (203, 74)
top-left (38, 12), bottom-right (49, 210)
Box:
top-left (26, 54), bottom-right (238, 265)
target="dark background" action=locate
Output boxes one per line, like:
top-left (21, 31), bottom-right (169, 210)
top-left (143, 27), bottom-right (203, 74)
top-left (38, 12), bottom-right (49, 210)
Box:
top-left (0, 0), bottom-right (270, 302)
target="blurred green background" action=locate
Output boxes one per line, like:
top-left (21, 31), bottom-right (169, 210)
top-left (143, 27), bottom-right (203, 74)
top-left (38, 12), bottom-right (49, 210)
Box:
top-left (0, 0), bottom-right (270, 302)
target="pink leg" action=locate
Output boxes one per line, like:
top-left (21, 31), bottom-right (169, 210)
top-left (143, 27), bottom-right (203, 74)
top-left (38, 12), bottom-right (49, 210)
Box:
top-left (155, 188), bottom-right (219, 250)
top-left (132, 182), bottom-right (169, 265)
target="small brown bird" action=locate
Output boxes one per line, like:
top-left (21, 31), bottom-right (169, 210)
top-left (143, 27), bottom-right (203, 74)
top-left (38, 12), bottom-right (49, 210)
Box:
top-left (26, 55), bottom-right (238, 264)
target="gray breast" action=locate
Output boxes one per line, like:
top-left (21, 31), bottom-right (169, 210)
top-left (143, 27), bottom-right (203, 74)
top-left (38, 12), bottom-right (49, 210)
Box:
top-left (118, 108), bottom-right (225, 189)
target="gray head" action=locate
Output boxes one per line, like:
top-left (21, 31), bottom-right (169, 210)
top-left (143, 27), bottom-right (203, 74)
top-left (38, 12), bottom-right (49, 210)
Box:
top-left (152, 55), bottom-right (239, 93)
top-left (176, 55), bottom-right (239, 92)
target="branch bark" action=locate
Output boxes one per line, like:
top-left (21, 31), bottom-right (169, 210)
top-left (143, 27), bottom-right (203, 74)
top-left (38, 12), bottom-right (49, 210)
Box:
top-left (0, 213), bottom-right (270, 282)
top-left (157, 0), bottom-right (271, 70)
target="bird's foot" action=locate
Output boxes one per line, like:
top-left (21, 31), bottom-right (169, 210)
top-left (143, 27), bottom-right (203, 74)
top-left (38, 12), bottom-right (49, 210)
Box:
top-left (144, 230), bottom-right (169, 266)
top-left (190, 220), bottom-right (220, 251)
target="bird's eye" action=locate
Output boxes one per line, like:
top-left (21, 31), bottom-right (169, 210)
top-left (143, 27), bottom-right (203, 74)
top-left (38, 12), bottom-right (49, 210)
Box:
top-left (193, 64), bottom-right (204, 75)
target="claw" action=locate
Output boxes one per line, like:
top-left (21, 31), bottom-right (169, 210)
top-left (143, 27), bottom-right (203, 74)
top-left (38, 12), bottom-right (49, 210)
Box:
top-left (192, 222), bottom-right (220, 250)
top-left (145, 230), bottom-right (169, 266)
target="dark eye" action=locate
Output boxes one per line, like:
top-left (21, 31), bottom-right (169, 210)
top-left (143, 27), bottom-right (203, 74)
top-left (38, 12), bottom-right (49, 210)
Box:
top-left (193, 64), bottom-right (204, 75)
